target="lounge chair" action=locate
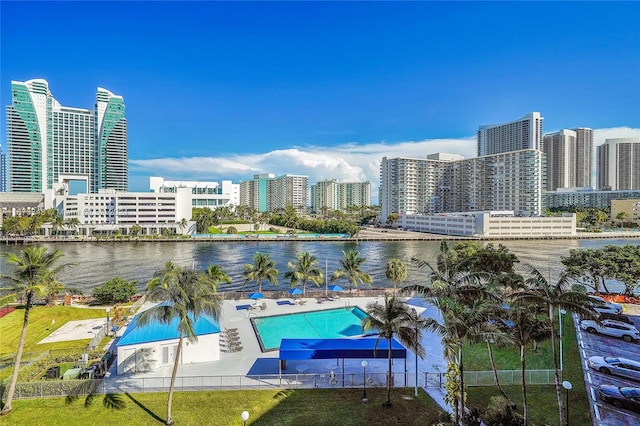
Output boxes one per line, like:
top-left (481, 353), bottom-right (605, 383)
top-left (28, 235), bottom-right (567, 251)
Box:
top-left (235, 304), bottom-right (251, 311)
top-left (276, 300), bottom-right (295, 306)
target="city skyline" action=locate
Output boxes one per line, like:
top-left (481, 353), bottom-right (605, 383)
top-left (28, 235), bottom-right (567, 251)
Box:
top-left (2, 1), bottom-right (639, 200)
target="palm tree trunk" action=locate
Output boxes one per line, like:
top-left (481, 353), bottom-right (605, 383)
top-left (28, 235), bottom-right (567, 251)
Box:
top-left (1, 291), bottom-right (33, 415)
top-left (487, 341), bottom-right (512, 404)
top-left (549, 306), bottom-right (564, 426)
top-left (520, 343), bottom-right (528, 426)
top-left (166, 335), bottom-right (183, 425)
top-left (386, 338), bottom-right (393, 406)
top-left (458, 347), bottom-right (465, 420)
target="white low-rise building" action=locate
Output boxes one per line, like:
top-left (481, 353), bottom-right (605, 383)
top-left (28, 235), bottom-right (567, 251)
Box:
top-left (401, 211), bottom-right (576, 238)
top-left (150, 176), bottom-right (239, 210)
top-left (116, 307), bottom-right (221, 375)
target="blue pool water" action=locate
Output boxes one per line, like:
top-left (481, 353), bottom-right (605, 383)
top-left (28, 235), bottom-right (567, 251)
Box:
top-left (252, 306), bottom-right (370, 351)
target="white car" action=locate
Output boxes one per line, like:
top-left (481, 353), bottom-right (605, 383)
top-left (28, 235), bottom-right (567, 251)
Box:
top-left (589, 356), bottom-right (640, 382)
top-left (580, 319), bottom-right (640, 342)
top-left (588, 296), bottom-right (623, 315)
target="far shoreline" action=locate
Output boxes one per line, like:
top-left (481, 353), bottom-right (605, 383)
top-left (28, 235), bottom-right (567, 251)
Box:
top-left (4, 228), bottom-right (639, 245)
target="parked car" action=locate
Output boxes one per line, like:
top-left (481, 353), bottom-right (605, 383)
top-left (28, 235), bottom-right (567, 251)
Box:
top-left (589, 295), bottom-right (623, 315)
top-left (598, 385), bottom-right (640, 412)
top-left (599, 312), bottom-right (634, 324)
top-left (580, 319), bottom-right (640, 342)
top-left (588, 356), bottom-right (640, 382)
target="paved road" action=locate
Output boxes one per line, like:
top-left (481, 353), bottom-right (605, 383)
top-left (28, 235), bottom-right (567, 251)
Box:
top-left (575, 309), bottom-right (640, 425)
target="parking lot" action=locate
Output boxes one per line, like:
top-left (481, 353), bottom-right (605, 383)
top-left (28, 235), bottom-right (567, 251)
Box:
top-left (575, 308), bottom-right (640, 425)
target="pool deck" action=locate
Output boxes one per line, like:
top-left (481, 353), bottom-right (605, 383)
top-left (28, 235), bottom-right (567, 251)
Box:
top-left (104, 295), bottom-right (450, 410)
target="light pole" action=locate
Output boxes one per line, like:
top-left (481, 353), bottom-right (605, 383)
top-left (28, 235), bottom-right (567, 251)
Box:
top-left (241, 410), bottom-right (249, 426)
top-left (412, 308), bottom-right (419, 397)
top-left (361, 360), bottom-right (368, 403)
top-left (106, 308), bottom-right (110, 337)
top-left (559, 309), bottom-right (566, 371)
top-left (562, 380), bottom-right (572, 426)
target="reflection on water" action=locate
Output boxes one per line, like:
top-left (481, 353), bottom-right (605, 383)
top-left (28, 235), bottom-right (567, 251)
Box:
top-left (0, 238), bottom-right (636, 295)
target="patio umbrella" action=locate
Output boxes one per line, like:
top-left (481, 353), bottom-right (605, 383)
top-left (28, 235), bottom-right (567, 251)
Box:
top-left (289, 288), bottom-right (304, 296)
top-left (248, 292), bottom-right (264, 299)
top-left (328, 285), bottom-right (344, 292)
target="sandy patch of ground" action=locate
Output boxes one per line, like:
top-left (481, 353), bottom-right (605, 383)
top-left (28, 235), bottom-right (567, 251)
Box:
top-left (39, 318), bottom-right (107, 344)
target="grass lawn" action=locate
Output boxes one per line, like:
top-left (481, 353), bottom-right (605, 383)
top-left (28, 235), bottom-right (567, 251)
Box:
top-left (0, 305), bottom-right (108, 356)
top-left (465, 314), bottom-right (591, 426)
top-left (2, 388), bottom-right (445, 426)
top-left (0, 306), bottom-right (109, 381)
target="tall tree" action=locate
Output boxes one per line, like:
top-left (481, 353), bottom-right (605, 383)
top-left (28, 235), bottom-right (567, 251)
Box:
top-left (385, 258), bottom-right (408, 295)
top-left (362, 296), bottom-right (427, 407)
top-left (514, 267), bottom-right (597, 426)
top-left (243, 252), bottom-right (279, 293)
top-left (330, 250), bottom-right (372, 294)
top-left (137, 264), bottom-right (222, 425)
top-left (0, 247), bottom-right (75, 415)
top-left (284, 252), bottom-right (324, 295)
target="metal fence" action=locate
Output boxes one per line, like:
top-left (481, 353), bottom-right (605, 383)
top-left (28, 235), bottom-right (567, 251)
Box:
top-left (5, 369), bottom-right (557, 400)
top-left (7, 371), bottom-right (412, 400)
top-left (464, 369), bottom-right (556, 386)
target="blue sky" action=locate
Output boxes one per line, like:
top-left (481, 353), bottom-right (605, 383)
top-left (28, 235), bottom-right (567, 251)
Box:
top-left (1, 1), bottom-right (639, 197)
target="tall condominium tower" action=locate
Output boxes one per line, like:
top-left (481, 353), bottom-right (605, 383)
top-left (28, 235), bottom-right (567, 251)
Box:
top-left (542, 128), bottom-right (593, 191)
top-left (597, 138), bottom-right (640, 190)
top-left (310, 180), bottom-right (371, 213)
top-left (573, 128), bottom-right (593, 188)
top-left (6, 79), bottom-right (127, 193)
top-left (239, 173), bottom-right (308, 213)
top-left (380, 150), bottom-right (545, 223)
top-left (477, 112), bottom-right (544, 157)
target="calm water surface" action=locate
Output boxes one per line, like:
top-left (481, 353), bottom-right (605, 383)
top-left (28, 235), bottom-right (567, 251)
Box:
top-left (1, 238), bottom-right (637, 294)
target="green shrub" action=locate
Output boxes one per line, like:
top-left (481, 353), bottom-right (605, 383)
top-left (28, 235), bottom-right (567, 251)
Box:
top-left (93, 277), bottom-right (138, 305)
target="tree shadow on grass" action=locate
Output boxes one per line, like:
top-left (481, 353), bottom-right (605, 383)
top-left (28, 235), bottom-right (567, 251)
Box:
top-left (125, 392), bottom-right (165, 424)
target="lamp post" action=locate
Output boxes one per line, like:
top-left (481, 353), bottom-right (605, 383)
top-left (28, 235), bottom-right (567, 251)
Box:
top-left (562, 380), bottom-right (572, 426)
top-left (241, 410), bottom-right (249, 426)
top-left (559, 309), bottom-right (566, 371)
top-left (361, 360), bottom-right (368, 403)
top-left (412, 308), bottom-right (419, 397)
top-left (106, 308), bottom-right (110, 337)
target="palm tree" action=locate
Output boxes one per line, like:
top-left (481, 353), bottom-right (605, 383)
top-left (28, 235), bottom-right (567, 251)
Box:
top-left (362, 296), bottom-right (427, 407)
top-left (136, 263), bottom-right (223, 425)
top-left (0, 247), bottom-right (75, 415)
top-left (385, 258), bottom-right (407, 296)
top-left (505, 301), bottom-right (551, 425)
top-left (205, 264), bottom-right (232, 286)
top-left (513, 266), bottom-right (597, 426)
top-left (243, 252), bottom-right (279, 293)
top-left (284, 252), bottom-right (324, 295)
top-left (330, 250), bottom-right (372, 294)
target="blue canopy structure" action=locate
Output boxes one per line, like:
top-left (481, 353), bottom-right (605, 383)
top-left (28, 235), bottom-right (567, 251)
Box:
top-left (279, 337), bottom-right (407, 361)
top-left (289, 288), bottom-right (304, 296)
top-left (248, 292), bottom-right (264, 299)
top-left (328, 285), bottom-right (344, 292)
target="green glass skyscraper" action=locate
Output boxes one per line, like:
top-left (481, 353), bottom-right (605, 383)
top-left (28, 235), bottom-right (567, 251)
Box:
top-left (6, 79), bottom-right (127, 193)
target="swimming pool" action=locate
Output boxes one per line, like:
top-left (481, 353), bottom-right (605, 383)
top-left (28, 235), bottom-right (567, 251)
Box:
top-left (251, 306), bottom-right (370, 351)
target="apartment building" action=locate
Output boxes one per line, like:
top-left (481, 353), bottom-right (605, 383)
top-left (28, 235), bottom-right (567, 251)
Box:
top-left (544, 189), bottom-right (640, 210)
top-left (380, 150), bottom-right (545, 223)
top-left (477, 112), bottom-right (543, 157)
top-left (310, 180), bottom-right (371, 213)
top-left (6, 79), bottom-right (127, 193)
top-left (239, 173), bottom-right (308, 213)
top-left (543, 128), bottom-right (593, 191)
top-left (597, 138), bottom-right (640, 190)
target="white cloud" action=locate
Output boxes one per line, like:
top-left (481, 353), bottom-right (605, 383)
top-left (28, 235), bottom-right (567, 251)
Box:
top-left (593, 126), bottom-right (640, 146)
top-left (130, 136), bottom-right (477, 199)
top-left (130, 126), bottom-right (639, 200)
